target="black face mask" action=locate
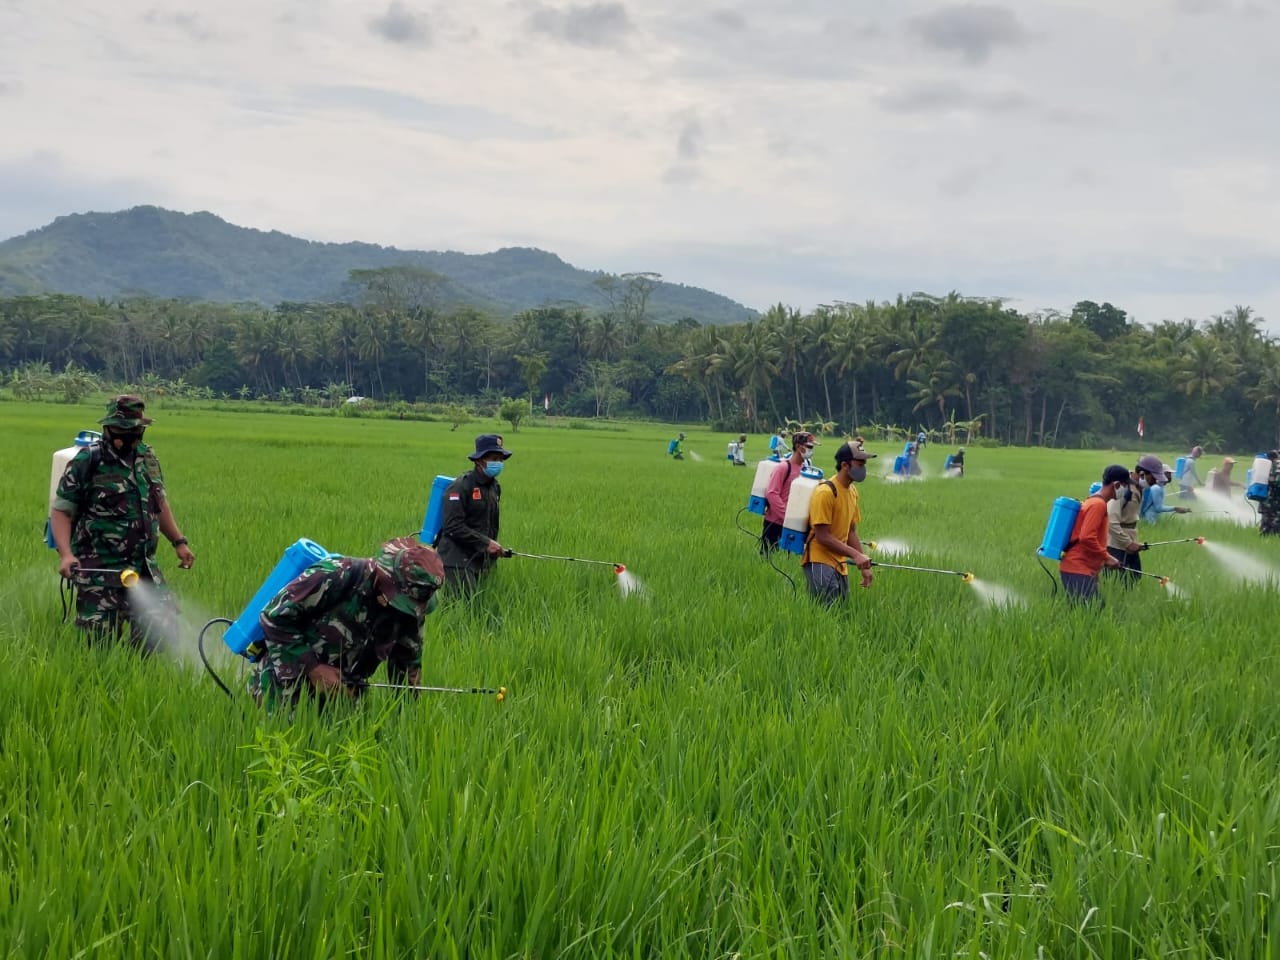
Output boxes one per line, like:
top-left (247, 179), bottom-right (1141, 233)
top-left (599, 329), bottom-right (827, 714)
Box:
top-left (109, 430), bottom-right (144, 454)
top-left (849, 465), bottom-right (868, 483)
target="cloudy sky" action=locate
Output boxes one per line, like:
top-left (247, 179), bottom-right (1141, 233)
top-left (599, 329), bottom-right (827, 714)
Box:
top-left (1, 0), bottom-right (1276, 324)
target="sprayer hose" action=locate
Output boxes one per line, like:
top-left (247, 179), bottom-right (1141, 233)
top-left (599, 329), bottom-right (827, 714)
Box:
top-left (198, 618), bottom-right (235, 699)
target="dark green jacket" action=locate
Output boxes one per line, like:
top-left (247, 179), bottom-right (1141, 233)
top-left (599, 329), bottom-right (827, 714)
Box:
top-left (436, 469), bottom-right (501, 574)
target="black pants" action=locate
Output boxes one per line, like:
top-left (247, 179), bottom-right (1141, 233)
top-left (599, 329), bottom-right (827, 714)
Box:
top-left (760, 520), bottom-right (783, 555)
top-left (1060, 571), bottom-right (1103, 607)
top-left (1105, 546), bottom-right (1141, 587)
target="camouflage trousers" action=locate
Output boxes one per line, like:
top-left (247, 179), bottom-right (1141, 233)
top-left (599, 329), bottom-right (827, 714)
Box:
top-left (74, 572), bottom-right (178, 656)
top-left (1262, 501), bottom-right (1280, 536)
top-left (248, 661), bottom-right (418, 711)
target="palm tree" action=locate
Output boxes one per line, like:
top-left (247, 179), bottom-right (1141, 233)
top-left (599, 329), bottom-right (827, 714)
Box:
top-left (356, 310), bottom-right (388, 397)
top-left (762, 303), bottom-right (805, 421)
top-left (1246, 355), bottom-right (1280, 447)
top-left (1174, 337), bottom-right (1236, 399)
top-left (590, 315), bottom-right (623, 362)
top-left (907, 358), bottom-right (962, 426)
top-left (730, 322), bottom-right (781, 428)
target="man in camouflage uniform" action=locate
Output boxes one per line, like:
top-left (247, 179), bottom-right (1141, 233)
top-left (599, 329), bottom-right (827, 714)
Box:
top-left (1261, 451), bottom-right (1280, 536)
top-left (250, 537), bottom-right (445, 707)
top-left (50, 395), bottom-right (196, 652)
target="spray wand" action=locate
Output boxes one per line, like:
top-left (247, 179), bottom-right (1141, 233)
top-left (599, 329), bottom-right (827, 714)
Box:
top-left (359, 681), bottom-right (506, 702)
top-left (1143, 536), bottom-right (1206, 548)
top-left (871, 560), bottom-right (975, 583)
top-left (504, 549), bottom-right (627, 575)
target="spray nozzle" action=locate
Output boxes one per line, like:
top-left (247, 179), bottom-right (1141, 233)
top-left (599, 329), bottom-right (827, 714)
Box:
top-left (71, 566), bottom-right (140, 588)
top-left (1159, 577), bottom-right (1171, 587)
top-left (1195, 537), bottom-right (1206, 545)
top-left (613, 564), bottom-right (626, 575)
top-left (865, 541), bottom-right (878, 551)
top-left (961, 572), bottom-right (975, 583)
top-left (496, 686), bottom-right (507, 703)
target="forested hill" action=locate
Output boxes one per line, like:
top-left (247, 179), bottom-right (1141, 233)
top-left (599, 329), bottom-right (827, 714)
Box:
top-left (0, 206), bottom-right (755, 323)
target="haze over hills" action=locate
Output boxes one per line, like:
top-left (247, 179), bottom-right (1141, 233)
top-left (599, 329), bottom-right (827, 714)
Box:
top-left (0, 206), bottom-right (756, 324)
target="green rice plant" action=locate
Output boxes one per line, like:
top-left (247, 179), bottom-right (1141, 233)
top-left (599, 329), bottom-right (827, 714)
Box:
top-left (3, 402), bottom-right (1280, 957)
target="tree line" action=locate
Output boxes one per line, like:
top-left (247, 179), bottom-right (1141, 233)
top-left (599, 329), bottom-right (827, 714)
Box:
top-left (2, 266), bottom-right (1276, 449)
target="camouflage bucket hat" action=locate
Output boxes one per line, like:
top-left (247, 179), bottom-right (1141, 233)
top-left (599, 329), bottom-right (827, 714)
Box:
top-left (376, 537), bottom-right (446, 618)
top-left (99, 394), bottom-right (154, 429)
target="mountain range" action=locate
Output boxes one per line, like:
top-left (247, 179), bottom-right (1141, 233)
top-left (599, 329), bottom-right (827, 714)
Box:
top-left (0, 206), bottom-right (755, 324)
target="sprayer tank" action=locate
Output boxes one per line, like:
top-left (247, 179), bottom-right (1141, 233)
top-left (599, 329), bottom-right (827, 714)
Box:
top-left (222, 537), bottom-right (332, 660)
top-left (46, 431), bottom-right (101, 548)
top-left (419, 474), bottom-right (456, 545)
top-left (747, 459), bottom-right (776, 515)
top-left (1248, 455), bottom-right (1272, 501)
top-left (1037, 496), bottom-right (1082, 560)
top-left (779, 476), bottom-right (821, 555)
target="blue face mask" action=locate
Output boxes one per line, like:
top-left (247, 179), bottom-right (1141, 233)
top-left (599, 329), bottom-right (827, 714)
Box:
top-left (483, 460), bottom-right (504, 479)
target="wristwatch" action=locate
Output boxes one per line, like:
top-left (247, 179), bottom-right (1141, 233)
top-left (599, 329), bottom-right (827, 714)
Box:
top-left (172, 537), bottom-right (189, 547)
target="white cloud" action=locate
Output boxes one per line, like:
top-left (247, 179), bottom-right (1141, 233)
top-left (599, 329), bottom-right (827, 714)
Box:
top-left (0, 0), bottom-right (1277, 325)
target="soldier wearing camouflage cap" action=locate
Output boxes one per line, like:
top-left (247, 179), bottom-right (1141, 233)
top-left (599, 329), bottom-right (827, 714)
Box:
top-left (251, 537), bottom-right (446, 707)
top-left (49, 395), bottom-right (195, 653)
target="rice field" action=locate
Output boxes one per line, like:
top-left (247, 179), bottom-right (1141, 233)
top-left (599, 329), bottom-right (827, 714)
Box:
top-left (4, 400), bottom-right (1280, 958)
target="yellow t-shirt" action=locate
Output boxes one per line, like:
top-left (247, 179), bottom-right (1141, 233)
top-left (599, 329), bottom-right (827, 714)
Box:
top-left (802, 480), bottom-right (862, 574)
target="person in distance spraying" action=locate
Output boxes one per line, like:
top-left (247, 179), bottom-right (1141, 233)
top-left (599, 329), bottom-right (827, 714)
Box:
top-left (250, 537), bottom-right (443, 708)
top-left (669, 432), bottom-right (686, 461)
top-left (1059, 465), bottom-right (1127, 605)
top-left (1136, 454), bottom-right (1189, 524)
top-left (801, 441), bottom-right (876, 605)
top-left (760, 431), bottom-right (817, 555)
top-left (49, 395), bottom-right (195, 653)
top-left (1177, 445), bottom-right (1205, 500)
top-left (436, 434), bottom-right (511, 595)
top-left (1207, 456), bottom-right (1242, 494)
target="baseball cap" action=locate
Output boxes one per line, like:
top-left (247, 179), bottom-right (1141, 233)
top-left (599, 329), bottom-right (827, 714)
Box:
top-left (467, 434), bottom-right (512, 461)
top-left (99, 395), bottom-right (154, 429)
top-left (375, 537), bottom-right (445, 618)
top-left (792, 431), bottom-right (817, 447)
top-left (835, 442), bottom-right (878, 465)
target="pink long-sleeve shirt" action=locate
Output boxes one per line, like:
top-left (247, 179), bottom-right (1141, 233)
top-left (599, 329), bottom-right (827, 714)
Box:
top-left (764, 458), bottom-right (801, 523)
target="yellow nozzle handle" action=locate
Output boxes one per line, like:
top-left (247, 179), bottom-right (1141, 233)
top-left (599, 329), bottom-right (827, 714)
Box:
top-left (119, 569), bottom-right (140, 589)
top-left (496, 686), bottom-right (507, 703)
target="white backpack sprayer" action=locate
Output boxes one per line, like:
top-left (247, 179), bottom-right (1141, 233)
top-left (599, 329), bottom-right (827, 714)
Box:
top-left (1246, 454), bottom-right (1272, 502)
top-left (763, 471), bottom-right (974, 591)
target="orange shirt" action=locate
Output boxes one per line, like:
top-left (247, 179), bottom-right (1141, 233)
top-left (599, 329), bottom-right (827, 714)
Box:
top-left (1059, 495), bottom-right (1110, 575)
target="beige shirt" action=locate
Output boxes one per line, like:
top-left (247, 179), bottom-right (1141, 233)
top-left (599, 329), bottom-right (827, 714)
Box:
top-left (1107, 489), bottom-right (1141, 550)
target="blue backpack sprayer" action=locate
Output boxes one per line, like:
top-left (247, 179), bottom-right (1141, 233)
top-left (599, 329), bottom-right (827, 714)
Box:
top-left (1034, 493), bottom-right (1175, 593)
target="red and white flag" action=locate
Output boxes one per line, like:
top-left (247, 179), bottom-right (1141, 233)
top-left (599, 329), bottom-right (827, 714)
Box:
top-left (1137, 417), bottom-right (1144, 438)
